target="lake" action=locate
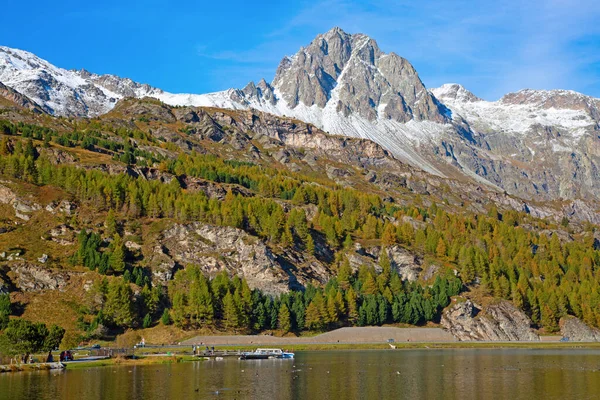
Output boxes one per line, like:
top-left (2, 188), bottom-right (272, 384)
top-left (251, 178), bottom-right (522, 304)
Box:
top-left (2, 349), bottom-right (600, 399)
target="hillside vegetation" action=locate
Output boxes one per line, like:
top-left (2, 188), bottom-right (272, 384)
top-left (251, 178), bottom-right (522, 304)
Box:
top-left (0, 97), bottom-right (599, 349)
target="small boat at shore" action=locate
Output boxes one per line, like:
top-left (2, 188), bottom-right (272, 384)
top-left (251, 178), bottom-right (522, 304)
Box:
top-left (239, 348), bottom-right (294, 360)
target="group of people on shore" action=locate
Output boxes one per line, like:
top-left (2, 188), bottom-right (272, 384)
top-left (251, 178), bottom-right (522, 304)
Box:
top-left (192, 344), bottom-right (214, 355)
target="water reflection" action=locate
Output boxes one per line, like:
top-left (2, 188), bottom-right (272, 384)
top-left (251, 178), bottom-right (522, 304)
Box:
top-left (2, 349), bottom-right (600, 399)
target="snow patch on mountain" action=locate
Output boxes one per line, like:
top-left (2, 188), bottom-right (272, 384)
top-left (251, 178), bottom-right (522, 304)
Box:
top-left (432, 84), bottom-right (597, 141)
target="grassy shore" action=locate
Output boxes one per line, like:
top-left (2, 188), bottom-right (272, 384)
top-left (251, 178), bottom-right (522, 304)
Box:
top-left (64, 355), bottom-right (200, 370)
top-left (107, 341), bottom-right (600, 357)
top-left (6, 341), bottom-right (600, 373)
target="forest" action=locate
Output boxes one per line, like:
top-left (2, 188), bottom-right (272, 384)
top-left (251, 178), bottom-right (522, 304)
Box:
top-left (0, 115), bottom-right (599, 351)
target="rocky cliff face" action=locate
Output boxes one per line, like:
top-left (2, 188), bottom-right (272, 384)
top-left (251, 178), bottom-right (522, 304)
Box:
top-left (441, 299), bottom-right (539, 341)
top-left (560, 316), bottom-right (600, 341)
top-left (346, 245), bottom-right (423, 281)
top-left (147, 222), bottom-right (329, 295)
top-left (0, 81), bottom-right (47, 113)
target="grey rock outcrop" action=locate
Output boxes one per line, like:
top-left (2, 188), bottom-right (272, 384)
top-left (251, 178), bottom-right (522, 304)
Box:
top-left (9, 264), bottom-right (70, 292)
top-left (45, 200), bottom-right (76, 216)
top-left (560, 316), bottom-right (600, 342)
top-left (385, 246), bottom-right (423, 281)
top-left (441, 299), bottom-right (539, 341)
top-left (46, 224), bottom-right (75, 246)
top-left (147, 222), bottom-right (329, 294)
top-left (346, 245), bottom-right (422, 282)
top-left (0, 183), bottom-right (41, 220)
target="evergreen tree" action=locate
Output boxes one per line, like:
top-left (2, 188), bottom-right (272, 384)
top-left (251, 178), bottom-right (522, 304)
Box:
top-left (105, 279), bottom-right (135, 328)
top-left (109, 234), bottom-right (126, 272)
top-left (105, 209), bottom-right (118, 236)
top-left (222, 291), bottom-right (240, 331)
top-left (278, 303), bottom-right (291, 333)
top-left (140, 313), bottom-right (151, 328)
top-left (346, 287), bottom-right (359, 324)
top-left (338, 259), bottom-right (353, 289)
top-left (361, 274), bottom-right (378, 295)
top-left (0, 293), bottom-right (10, 330)
top-left (161, 308), bottom-right (171, 325)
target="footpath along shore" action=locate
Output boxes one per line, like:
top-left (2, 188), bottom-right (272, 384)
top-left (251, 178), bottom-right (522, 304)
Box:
top-left (181, 327), bottom-right (456, 346)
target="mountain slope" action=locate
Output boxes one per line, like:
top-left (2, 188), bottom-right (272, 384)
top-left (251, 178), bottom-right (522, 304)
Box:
top-left (1, 94), bottom-right (600, 343)
top-left (432, 84), bottom-right (600, 200)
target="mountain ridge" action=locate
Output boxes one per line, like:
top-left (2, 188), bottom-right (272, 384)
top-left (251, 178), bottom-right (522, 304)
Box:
top-left (1, 28), bottom-right (600, 201)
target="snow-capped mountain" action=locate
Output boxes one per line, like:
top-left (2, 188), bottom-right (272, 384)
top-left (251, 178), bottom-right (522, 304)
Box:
top-left (430, 83), bottom-right (600, 200)
top-left (1, 28), bottom-right (599, 201)
top-left (432, 84), bottom-right (599, 140)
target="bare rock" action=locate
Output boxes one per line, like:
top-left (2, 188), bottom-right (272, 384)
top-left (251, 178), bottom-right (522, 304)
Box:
top-left (46, 224), bottom-right (75, 246)
top-left (45, 200), bottom-right (76, 215)
top-left (38, 148), bottom-right (77, 164)
top-left (560, 316), bottom-right (600, 342)
top-left (156, 223), bottom-right (288, 294)
top-left (147, 245), bottom-right (177, 284)
top-left (0, 184), bottom-right (41, 220)
top-left (385, 245), bottom-right (422, 281)
top-left (150, 222), bottom-right (328, 294)
top-left (347, 244), bottom-right (422, 282)
top-left (441, 299), bottom-right (539, 341)
top-left (125, 241), bottom-right (142, 250)
top-left (9, 264), bottom-right (70, 292)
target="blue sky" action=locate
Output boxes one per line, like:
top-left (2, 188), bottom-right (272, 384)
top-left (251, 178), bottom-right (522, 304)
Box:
top-left (2, 0), bottom-right (600, 100)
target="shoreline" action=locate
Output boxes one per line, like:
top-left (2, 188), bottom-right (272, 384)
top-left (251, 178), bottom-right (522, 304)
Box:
top-left (3, 342), bottom-right (600, 373)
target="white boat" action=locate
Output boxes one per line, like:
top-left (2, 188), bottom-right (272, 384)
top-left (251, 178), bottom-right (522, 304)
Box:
top-left (240, 348), bottom-right (294, 360)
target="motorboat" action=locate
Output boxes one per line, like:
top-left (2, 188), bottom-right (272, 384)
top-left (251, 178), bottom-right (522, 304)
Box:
top-left (239, 348), bottom-right (294, 360)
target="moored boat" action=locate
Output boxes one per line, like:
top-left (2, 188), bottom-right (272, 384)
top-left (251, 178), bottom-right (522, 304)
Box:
top-left (239, 348), bottom-right (294, 360)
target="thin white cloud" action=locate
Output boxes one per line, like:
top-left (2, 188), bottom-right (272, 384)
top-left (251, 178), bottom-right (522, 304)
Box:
top-left (193, 0), bottom-right (600, 99)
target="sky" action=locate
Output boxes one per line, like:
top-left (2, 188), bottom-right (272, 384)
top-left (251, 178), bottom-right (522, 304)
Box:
top-left (1, 0), bottom-right (600, 100)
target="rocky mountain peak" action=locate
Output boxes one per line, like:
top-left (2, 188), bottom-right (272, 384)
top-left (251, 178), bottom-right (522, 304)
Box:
top-left (271, 27), bottom-right (447, 124)
top-left (431, 83), bottom-right (482, 103)
top-left (2, 33), bottom-right (600, 202)
top-left (241, 79), bottom-right (276, 106)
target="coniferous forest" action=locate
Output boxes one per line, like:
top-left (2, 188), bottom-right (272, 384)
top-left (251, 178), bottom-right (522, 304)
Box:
top-left (0, 99), bottom-right (599, 350)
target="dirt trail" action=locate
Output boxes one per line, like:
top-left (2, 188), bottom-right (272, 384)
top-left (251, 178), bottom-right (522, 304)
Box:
top-left (181, 327), bottom-right (456, 346)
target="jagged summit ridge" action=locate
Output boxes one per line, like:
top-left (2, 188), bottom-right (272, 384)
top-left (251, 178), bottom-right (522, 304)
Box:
top-left (2, 28), bottom-right (600, 201)
top-left (272, 27), bottom-right (447, 124)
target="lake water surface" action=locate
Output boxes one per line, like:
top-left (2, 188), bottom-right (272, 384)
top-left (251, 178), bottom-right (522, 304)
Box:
top-left (1, 349), bottom-right (600, 399)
